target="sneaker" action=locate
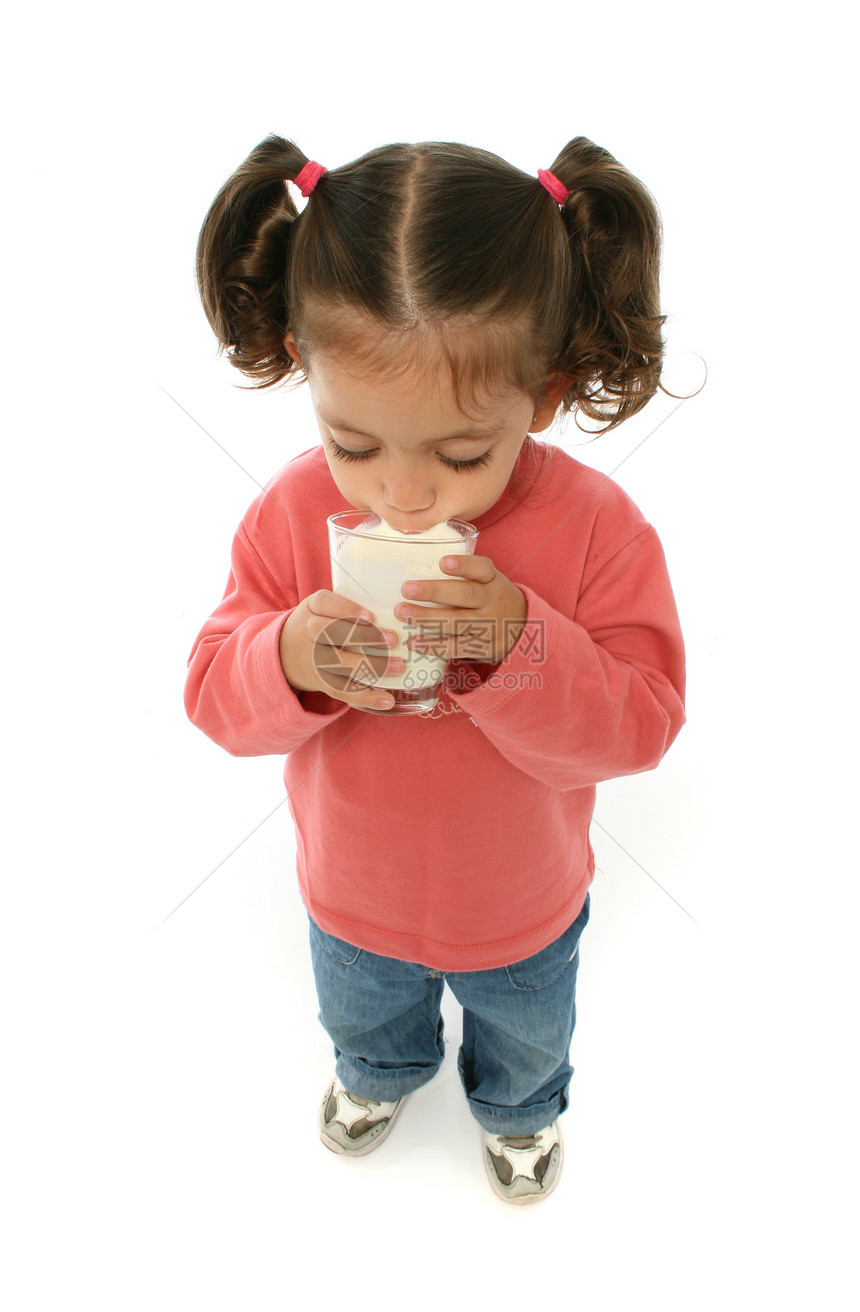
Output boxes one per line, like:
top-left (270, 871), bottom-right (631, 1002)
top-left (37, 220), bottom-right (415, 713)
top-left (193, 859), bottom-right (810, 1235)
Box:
top-left (483, 1121), bottom-right (564, 1204)
top-left (318, 1075), bottom-right (406, 1156)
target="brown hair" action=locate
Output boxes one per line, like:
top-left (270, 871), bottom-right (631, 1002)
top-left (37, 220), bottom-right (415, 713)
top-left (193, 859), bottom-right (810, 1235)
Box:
top-left (196, 135), bottom-right (665, 432)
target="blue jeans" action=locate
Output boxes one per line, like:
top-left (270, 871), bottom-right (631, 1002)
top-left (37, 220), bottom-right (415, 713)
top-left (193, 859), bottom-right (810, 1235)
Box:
top-left (307, 894), bottom-right (590, 1136)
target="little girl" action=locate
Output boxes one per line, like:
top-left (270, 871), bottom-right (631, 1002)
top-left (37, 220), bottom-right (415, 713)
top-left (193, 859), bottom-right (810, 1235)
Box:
top-left (185, 134), bottom-right (686, 1205)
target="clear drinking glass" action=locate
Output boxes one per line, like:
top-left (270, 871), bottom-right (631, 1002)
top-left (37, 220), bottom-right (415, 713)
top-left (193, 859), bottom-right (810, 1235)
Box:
top-left (327, 511), bottom-right (479, 715)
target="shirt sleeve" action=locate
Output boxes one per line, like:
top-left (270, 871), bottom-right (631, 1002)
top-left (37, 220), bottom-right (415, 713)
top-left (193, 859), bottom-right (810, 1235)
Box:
top-left (184, 520), bottom-right (348, 757)
top-left (449, 526), bottom-right (686, 791)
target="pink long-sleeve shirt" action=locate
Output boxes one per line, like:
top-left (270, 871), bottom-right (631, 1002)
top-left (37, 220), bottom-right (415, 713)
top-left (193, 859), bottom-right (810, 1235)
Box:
top-left (185, 437), bottom-right (686, 970)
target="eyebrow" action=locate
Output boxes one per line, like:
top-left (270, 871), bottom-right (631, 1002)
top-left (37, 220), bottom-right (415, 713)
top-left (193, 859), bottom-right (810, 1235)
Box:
top-left (318, 412), bottom-right (495, 443)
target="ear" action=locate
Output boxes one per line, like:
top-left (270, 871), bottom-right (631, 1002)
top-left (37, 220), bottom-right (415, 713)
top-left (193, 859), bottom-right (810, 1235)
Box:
top-left (530, 373), bottom-right (571, 432)
top-left (283, 331), bottom-right (303, 366)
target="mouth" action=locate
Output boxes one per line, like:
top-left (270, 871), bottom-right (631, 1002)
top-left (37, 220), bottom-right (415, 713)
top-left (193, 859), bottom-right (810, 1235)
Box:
top-left (380, 515), bottom-right (445, 534)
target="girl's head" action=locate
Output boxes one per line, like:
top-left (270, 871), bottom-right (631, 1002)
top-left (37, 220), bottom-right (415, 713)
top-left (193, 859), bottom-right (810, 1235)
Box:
top-left (196, 135), bottom-right (664, 526)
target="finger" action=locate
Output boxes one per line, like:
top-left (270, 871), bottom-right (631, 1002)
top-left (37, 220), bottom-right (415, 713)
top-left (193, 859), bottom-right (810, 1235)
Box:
top-left (312, 634), bottom-right (402, 683)
top-left (437, 554), bottom-right (497, 582)
top-left (307, 590), bottom-right (395, 645)
top-left (314, 615), bottom-right (398, 652)
top-left (313, 639), bottom-right (405, 705)
top-left (318, 670), bottom-right (399, 713)
top-left (397, 578), bottom-right (486, 611)
top-left (401, 557), bottom-right (497, 607)
top-left (306, 592), bottom-right (396, 651)
top-left (306, 588), bottom-right (372, 620)
top-left (406, 617), bottom-right (499, 660)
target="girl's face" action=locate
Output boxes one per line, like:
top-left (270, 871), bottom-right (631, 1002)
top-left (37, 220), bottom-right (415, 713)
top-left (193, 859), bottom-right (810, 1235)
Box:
top-left (286, 333), bottom-right (562, 532)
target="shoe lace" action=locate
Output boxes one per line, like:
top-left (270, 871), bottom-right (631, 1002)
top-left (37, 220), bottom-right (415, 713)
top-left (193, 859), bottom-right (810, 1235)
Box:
top-left (497, 1132), bottom-right (542, 1150)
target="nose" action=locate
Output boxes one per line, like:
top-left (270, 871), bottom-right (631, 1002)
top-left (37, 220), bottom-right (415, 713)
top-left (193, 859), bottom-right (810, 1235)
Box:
top-left (383, 468), bottom-right (434, 515)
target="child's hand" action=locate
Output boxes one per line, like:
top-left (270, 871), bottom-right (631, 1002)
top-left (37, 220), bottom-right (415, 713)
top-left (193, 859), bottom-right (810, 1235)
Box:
top-left (280, 592), bottom-right (402, 711)
top-left (395, 555), bottom-right (528, 665)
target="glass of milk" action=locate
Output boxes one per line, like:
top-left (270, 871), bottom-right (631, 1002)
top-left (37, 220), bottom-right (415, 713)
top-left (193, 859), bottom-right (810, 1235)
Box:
top-left (327, 511), bottom-right (479, 715)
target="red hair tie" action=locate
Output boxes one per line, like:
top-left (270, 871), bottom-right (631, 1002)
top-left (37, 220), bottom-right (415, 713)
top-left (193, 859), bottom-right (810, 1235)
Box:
top-left (537, 168), bottom-right (571, 205)
top-left (294, 160), bottom-right (327, 197)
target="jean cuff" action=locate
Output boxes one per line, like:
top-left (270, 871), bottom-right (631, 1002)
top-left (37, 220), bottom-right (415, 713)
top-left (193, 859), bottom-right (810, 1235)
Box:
top-left (334, 1054), bottom-right (442, 1102)
top-left (464, 1088), bottom-right (569, 1136)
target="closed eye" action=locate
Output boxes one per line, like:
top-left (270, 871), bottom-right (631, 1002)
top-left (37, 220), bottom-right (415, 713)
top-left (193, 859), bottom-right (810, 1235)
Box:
top-left (439, 451), bottom-right (493, 472)
top-left (328, 438), bottom-right (493, 473)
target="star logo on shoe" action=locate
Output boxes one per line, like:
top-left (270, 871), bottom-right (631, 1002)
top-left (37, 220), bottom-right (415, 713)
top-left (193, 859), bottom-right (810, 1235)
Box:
top-left (331, 1088), bottom-right (383, 1134)
top-left (489, 1138), bottom-right (548, 1182)
top-left (319, 1078), bottom-right (405, 1158)
top-left (483, 1124), bottom-right (563, 1203)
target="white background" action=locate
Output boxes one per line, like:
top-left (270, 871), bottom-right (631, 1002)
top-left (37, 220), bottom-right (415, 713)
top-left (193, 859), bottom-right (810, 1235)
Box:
top-left (3, 2), bottom-right (857, 1308)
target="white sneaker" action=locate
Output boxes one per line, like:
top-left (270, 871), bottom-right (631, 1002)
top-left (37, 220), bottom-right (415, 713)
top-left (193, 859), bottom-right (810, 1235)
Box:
top-left (318, 1075), bottom-right (406, 1156)
top-left (483, 1121), bottom-right (564, 1204)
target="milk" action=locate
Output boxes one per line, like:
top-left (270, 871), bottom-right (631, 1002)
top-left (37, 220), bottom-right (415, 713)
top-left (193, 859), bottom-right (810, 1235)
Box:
top-left (331, 517), bottom-right (472, 691)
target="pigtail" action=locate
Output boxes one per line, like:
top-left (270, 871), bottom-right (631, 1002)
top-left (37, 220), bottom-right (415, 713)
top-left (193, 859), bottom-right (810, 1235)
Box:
top-left (549, 138), bottom-right (665, 431)
top-left (195, 135), bottom-right (311, 387)
top-left (194, 133), bottom-right (668, 424)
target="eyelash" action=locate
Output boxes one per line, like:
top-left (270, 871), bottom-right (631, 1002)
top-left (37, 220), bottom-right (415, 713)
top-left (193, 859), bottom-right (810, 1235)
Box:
top-left (328, 438), bottom-right (493, 474)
